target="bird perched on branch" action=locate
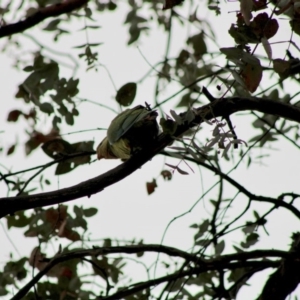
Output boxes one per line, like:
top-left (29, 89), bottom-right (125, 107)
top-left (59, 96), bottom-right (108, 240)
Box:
top-left (97, 105), bottom-right (159, 160)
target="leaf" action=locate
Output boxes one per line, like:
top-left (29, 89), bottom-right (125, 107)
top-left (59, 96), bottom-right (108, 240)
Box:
top-left (241, 232), bottom-right (259, 248)
top-left (146, 179), bottom-right (157, 195)
top-left (170, 110), bottom-right (183, 124)
top-left (240, 0), bottom-right (253, 25)
top-left (176, 166), bottom-right (189, 175)
top-left (243, 224), bottom-right (256, 235)
top-left (263, 18), bottom-right (279, 39)
top-left (7, 144), bottom-right (16, 155)
top-left (199, 219), bottom-right (210, 233)
top-left (163, 0), bottom-right (184, 9)
top-left (226, 68), bottom-right (247, 89)
top-left (23, 66), bottom-right (34, 72)
top-left (6, 211), bottom-right (32, 229)
top-left (251, 13), bottom-right (278, 40)
top-left (7, 110), bottom-right (22, 122)
top-left (273, 59), bottom-right (290, 78)
top-left (55, 161), bottom-right (72, 175)
top-left (83, 208), bottom-right (98, 217)
top-left (253, 210), bottom-right (260, 220)
top-left (43, 19), bottom-right (61, 31)
top-left (215, 240), bottom-right (225, 255)
top-left (261, 37), bottom-right (272, 60)
top-left (195, 239), bottom-right (210, 246)
top-left (185, 109), bottom-right (195, 124)
top-left (220, 47), bottom-right (259, 66)
top-left (222, 141), bottom-right (232, 157)
top-left (78, 25), bottom-right (101, 31)
top-left (115, 82), bottom-right (137, 106)
top-left (74, 43), bottom-right (103, 49)
top-left (40, 102), bottom-right (54, 115)
top-left (160, 117), bottom-right (177, 135)
top-left (65, 113), bottom-right (74, 125)
top-left (187, 32), bottom-right (207, 57)
top-left (42, 139), bottom-right (73, 159)
top-left (241, 62), bottom-right (263, 93)
top-left (161, 170), bottom-right (172, 180)
top-left (165, 163), bottom-right (178, 169)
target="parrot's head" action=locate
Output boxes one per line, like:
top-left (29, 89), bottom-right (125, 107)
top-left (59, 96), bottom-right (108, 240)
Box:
top-left (96, 137), bottom-right (117, 160)
top-left (96, 136), bottom-right (131, 160)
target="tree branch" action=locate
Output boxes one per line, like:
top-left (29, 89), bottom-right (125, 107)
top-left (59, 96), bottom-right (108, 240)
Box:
top-left (161, 152), bottom-right (300, 220)
top-left (12, 244), bottom-right (290, 300)
top-left (0, 0), bottom-right (89, 39)
top-left (257, 232), bottom-right (300, 300)
top-left (1, 97), bottom-right (300, 219)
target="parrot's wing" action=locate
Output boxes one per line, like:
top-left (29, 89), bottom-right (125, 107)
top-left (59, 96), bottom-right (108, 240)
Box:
top-left (107, 105), bottom-right (153, 144)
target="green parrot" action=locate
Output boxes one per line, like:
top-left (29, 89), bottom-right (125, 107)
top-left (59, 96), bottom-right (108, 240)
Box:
top-left (97, 105), bottom-right (159, 160)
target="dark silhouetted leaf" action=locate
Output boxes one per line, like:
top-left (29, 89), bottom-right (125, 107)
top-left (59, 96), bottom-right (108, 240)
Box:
top-left (55, 161), bottom-right (72, 175)
top-left (115, 82), bottom-right (137, 106)
top-left (7, 110), bottom-right (22, 122)
top-left (146, 179), bottom-right (157, 195)
top-left (83, 208), bottom-right (98, 217)
top-left (40, 102), bottom-right (54, 115)
top-left (161, 170), bottom-right (172, 180)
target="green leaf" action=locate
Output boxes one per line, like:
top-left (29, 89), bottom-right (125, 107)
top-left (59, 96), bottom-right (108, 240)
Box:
top-left (74, 42), bottom-right (102, 49)
top-left (74, 205), bottom-right (83, 217)
top-left (187, 32), bottom-right (207, 57)
top-left (215, 240), bottom-right (225, 255)
top-left (159, 117), bottom-right (177, 135)
top-left (55, 161), bottom-right (72, 175)
top-left (40, 102), bottom-right (54, 115)
top-left (23, 66), bottom-right (34, 72)
top-left (83, 207), bottom-right (98, 217)
top-left (65, 113), bottom-right (74, 125)
top-left (78, 25), bottom-right (101, 31)
top-left (43, 19), bottom-right (61, 31)
top-left (115, 82), bottom-right (137, 106)
top-left (199, 219), bottom-right (210, 233)
top-left (195, 239), bottom-right (210, 246)
top-left (42, 139), bottom-right (73, 159)
top-left (6, 211), bottom-right (32, 229)
top-left (103, 238), bottom-right (112, 247)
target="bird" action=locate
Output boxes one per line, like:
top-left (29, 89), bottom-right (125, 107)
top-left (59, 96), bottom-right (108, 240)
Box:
top-left (97, 105), bottom-right (159, 160)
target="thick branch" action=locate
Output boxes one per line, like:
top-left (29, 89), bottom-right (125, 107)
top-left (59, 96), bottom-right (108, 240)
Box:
top-left (257, 233), bottom-right (300, 300)
top-left (0, 0), bottom-right (89, 38)
top-left (1, 97), bottom-right (300, 218)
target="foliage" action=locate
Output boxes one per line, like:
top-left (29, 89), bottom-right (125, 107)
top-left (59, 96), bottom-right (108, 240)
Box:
top-left (1, 0), bottom-right (300, 299)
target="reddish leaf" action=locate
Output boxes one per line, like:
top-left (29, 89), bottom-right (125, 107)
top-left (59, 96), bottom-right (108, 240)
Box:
top-left (163, 0), bottom-right (184, 9)
top-left (146, 179), bottom-right (157, 195)
top-left (263, 19), bottom-right (279, 39)
top-left (176, 166), bottom-right (189, 175)
top-left (45, 206), bottom-right (68, 230)
top-left (161, 170), bottom-right (172, 180)
top-left (241, 62), bottom-right (263, 93)
top-left (251, 13), bottom-right (278, 40)
top-left (7, 144), bottom-right (16, 155)
top-left (273, 59), bottom-right (290, 78)
top-left (7, 110), bottom-right (22, 122)
top-left (58, 219), bottom-right (81, 241)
